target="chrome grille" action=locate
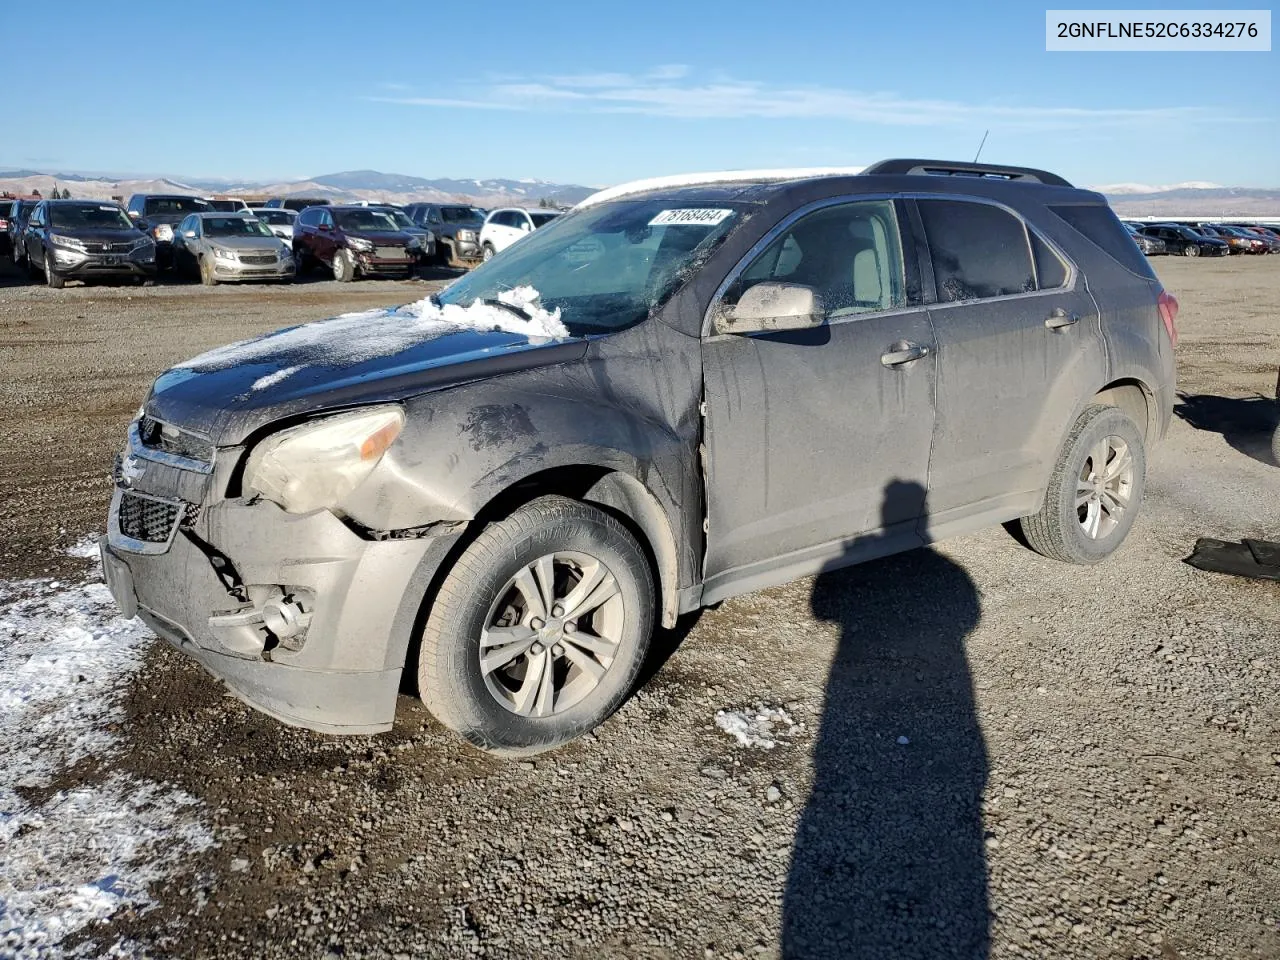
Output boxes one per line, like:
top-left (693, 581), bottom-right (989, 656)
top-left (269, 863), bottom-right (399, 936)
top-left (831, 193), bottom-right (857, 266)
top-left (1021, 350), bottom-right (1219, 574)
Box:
top-left (84, 241), bottom-right (134, 254)
top-left (117, 491), bottom-right (194, 544)
top-left (240, 254), bottom-right (276, 265)
top-left (138, 416), bottom-right (214, 465)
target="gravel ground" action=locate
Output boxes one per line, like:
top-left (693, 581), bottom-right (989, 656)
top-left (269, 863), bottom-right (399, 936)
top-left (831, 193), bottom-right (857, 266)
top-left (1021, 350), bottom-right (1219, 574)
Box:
top-left (1, 256), bottom-right (1278, 959)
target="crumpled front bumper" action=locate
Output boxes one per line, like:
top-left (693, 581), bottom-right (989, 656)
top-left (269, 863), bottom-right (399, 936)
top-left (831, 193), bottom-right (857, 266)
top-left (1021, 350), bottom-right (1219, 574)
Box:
top-left (102, 491), bottom-right (459, 734)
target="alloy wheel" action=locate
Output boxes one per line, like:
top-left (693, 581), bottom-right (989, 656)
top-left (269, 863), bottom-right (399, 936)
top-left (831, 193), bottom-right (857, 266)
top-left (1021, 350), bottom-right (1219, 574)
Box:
top-left (1076, 435), bottom-right (1134, 539)
top-left (479, 551), bottom-right (625, 717)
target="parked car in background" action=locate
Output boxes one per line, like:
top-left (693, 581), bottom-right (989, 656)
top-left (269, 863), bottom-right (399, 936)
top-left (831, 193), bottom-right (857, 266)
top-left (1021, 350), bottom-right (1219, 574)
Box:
top-left (264, 197), bottom-right (331, 212)
top-left (1137, 224), bottom-right (1229, 257)
top-left (204, 198), bottom-right (251, 213)
top-left (403, 203), bottom-right (487, 265)
top-left (99, 158), bottom-right (1178, 753)
top-left (368, 205), bottom-right (435, 264)
top-left (1230, 226), bottom-right (1280, 253)
top-left (6, 198), bottom-right (41, 266)
top-left (479, 207), bottom-right (563, 260)
top-left (249, 207), bottom-right (297, 243)
top-left (125, 194), bottom-right (213, 268)
top-left (1123, 222), bottom-right (1166, 255)
top-left (292, 204), bottom-right (416, 281)
top-left (1193, 224), bottom-right (1260, 254)
top-left (21, 199), bottom-right (156, 288)
top-left (172, 212), bottom-right (295, 285)
top-left (1207, 225), bottom-right (1270, 254)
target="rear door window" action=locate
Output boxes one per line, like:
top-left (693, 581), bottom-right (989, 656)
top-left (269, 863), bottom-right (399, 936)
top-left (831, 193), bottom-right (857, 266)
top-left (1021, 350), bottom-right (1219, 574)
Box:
top-left (1048, 203), bottom-right (1156, 278)
top-left (916, 199), bottom-right (1035, 302)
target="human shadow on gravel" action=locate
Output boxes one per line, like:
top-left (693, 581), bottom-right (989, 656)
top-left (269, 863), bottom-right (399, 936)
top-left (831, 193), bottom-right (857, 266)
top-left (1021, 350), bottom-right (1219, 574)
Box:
top-left (783, 480), bottom-right (989, 960)
top-left (1175, 392), bottom-right (1280, 468)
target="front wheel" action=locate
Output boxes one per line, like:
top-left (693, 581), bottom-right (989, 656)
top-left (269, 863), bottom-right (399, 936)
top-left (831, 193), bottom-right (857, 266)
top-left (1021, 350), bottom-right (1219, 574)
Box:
top-left (1184, 244), bottom-right (1200, 257)
top-left (198, 256), bottom-right (218, 286)
top-left (1018, 404), bottom-right (1146, 564)
top-left (332, 248), bottom-right (356, 282)
top-left (44, 252), bottom-right (65, 289)
top-left (418, 496), bottom-right (655, 755)
top-left (481, 243), bottom-right (495, 262)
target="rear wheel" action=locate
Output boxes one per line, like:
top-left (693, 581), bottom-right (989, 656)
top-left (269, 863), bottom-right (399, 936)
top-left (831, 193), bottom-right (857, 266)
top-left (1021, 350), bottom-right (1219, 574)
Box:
top-left (44, 252), bottom-right (65, 289)
top-left (418, 496), bottom-right (655, 755)
top-left (1018, 404), bottom-right (1146, 564)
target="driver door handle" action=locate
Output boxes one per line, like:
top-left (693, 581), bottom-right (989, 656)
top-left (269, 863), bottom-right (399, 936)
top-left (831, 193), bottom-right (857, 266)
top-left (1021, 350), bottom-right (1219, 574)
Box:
top-left (880, 341), bottom-right (930, 367)
top-left (1045, 308), bottom-right (1080, 330)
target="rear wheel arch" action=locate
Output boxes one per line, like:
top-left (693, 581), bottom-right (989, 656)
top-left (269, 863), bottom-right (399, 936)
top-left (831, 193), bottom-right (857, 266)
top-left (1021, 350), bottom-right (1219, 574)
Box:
top-left (1094, 379), bottom-right (1156, 443)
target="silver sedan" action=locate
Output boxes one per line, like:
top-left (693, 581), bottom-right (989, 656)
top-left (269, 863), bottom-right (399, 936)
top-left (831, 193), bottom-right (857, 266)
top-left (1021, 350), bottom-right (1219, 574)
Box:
top-left (173, 212), bottom-right (296, 285)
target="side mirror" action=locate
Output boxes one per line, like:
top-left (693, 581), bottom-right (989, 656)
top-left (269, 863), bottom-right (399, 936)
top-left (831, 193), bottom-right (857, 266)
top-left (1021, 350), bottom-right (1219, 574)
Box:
top-left (520, 222), bottom-right (531, 232)
top-left (183, 229), bottom-right (197, 238)
top-left (714, 282), bottom-right (826, 335)
top-left (318, 223), bottom-right (331, 232)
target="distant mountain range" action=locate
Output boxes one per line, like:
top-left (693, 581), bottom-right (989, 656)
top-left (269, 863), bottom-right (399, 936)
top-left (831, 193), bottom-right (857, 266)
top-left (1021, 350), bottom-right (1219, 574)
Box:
top-left (0, 168), bottom-right (598, 208)
top-left (2, 167), bottom-right (1278, 216)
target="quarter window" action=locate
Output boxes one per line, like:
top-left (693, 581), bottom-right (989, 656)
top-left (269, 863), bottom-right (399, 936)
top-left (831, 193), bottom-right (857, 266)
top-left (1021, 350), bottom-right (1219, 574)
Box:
top-left (1030, 231), bottom-right (1068, 289)
top-left (730, 200), bottom-right (909, 318)
top-left (917, 200), bottom-right (1035, 302)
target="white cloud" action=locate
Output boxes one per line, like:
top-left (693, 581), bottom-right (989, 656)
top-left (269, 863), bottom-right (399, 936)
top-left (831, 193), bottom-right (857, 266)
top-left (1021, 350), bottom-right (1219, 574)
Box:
top-left (367, 67), bottom-right (1236, 130)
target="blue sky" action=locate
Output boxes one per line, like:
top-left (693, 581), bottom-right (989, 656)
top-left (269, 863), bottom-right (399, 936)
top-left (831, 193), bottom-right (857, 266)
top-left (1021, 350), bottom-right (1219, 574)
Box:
top-left (4, 0), bottom-right (1276, 188)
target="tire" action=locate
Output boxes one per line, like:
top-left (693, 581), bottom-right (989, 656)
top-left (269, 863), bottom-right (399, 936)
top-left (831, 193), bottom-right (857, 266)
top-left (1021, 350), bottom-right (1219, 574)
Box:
top-left (1184, 244), bottom-right (1200, 257)
top-left (1018, 404), bottom-right (1146, 565)
top-left (332, 248), bottom-right (355, 282)
top-left (481, 243), bottom-right (495, 262)
top-left (44, 252), bottom-right (65, 289)
top-left (198, 256), bottom-right (218, 286)
top-left (418, 495), bottom-right (656, 755)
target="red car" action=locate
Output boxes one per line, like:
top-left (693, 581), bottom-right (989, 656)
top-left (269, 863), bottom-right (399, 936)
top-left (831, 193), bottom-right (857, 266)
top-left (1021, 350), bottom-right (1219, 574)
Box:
top-left (292, 204), bottom-right (420, 281)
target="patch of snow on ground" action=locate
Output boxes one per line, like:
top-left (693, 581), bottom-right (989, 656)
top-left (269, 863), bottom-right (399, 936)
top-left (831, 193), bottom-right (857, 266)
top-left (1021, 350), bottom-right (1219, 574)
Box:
top-left (0, 542), bottom-right (213, 958)
top-left (182, 284), bottom-right (570, 373)
top-left (715, 704), bottom-right (801, 750)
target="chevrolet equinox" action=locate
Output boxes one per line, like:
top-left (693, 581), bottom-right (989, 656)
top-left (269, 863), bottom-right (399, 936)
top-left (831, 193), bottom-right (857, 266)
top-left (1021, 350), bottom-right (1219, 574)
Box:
top-left (100, 159), bottom-right (1178, 754)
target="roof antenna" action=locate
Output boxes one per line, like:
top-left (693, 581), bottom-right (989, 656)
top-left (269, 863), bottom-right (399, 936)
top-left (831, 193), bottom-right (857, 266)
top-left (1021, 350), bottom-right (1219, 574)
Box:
top-left (973, 130), bottom-right (989, 163)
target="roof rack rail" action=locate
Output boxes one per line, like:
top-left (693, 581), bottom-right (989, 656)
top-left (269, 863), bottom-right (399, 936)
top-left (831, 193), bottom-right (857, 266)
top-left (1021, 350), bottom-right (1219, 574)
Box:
top-left (862, 158), bottom-right (1073, 188)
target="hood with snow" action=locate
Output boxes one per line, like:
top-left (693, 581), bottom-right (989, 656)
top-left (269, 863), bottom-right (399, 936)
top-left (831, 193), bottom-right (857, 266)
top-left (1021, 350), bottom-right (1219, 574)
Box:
top-left (145, 286), bottom-right (587, 444)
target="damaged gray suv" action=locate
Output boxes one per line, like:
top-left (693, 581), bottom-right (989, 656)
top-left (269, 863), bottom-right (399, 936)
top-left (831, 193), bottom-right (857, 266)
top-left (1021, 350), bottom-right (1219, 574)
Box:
top-left (100, 159), bottom-right (1179, 754)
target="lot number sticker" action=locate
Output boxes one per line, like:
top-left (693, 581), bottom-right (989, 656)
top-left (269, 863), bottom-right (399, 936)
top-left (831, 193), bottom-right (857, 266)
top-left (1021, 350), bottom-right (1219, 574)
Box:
top-left (649, 208), bottom-right (734, 227)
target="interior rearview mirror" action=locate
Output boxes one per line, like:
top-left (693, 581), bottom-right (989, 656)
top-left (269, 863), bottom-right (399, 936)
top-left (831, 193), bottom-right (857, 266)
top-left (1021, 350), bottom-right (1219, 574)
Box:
top-left (714, 282), bottom-right (826, 335)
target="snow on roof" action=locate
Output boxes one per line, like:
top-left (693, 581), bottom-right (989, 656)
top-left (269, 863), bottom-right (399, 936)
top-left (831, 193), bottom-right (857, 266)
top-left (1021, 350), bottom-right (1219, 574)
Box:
top-left (577, 167), bottom-right (867, 208)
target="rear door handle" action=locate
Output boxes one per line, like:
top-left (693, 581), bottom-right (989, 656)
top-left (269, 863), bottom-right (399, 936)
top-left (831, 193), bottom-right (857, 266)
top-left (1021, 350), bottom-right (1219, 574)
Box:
top-left (1045, 308), bottom-right (1079, 330)
top-left (880, 341), bottom-right (930, 367)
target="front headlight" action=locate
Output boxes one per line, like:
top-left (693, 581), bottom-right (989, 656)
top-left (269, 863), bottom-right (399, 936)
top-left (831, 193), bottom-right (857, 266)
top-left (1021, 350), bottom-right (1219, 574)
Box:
top-left (279, 244), bottom-right (294, 259)
top-left (407, 236), bottom-right (421, 249)
top-left (131, 237), bottom-right (155, 253)
top-left (212, 246), bottom-right (237, 261)
top-left (243, 407), bottom-right (405, 514)
top-left (153, 224), bottom-right (174, 242)
top-left (346, 237), bottom-right (374, 253)
top-left (50, 234), bottom-right (86, 250)
top-left (457, 229), bottom-right (476, 242)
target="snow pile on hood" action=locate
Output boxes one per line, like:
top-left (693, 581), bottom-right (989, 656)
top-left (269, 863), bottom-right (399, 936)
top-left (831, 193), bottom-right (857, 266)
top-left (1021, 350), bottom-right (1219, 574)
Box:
top-left (183, 285), bottom-right (570, 375)
top-left (714, 704), bottom-right (802, 750)
top-left (0, 539), bottom-right (214, 957)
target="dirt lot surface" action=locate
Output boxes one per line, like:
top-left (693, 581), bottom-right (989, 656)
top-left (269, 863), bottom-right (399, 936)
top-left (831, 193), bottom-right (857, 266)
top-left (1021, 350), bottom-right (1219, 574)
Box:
top-left (1, 257), bottom-right (1278, 959)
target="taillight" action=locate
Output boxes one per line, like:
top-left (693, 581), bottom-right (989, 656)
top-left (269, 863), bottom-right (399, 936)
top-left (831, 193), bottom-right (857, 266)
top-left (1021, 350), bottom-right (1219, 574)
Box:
top-left (1157, 290), bottom-right (1179, 347)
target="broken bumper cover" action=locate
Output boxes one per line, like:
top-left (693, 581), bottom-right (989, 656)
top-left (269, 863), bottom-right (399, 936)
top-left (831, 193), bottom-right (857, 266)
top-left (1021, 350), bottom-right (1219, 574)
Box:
top-left (102, 493), bottom-right (458, 734)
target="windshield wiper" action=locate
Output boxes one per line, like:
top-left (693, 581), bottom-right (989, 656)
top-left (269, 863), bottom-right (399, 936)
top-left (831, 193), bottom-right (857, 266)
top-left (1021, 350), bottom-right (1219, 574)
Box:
top-left (480, 297), bottom-right (532, 322)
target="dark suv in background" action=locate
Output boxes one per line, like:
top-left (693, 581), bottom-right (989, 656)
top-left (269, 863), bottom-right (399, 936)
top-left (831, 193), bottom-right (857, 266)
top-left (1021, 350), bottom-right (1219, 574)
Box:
top-left (292, 204), bottom-right (417, 281)
top-left (125, 194), bottom-right (212, 268)
top-left (404, 202), bottom-right (486, 265)
top-left (22, 199), bottom-right (156, 287)
top-left (5, 198), bottom-right (41, 266)
top-left (102, 158), bottom-right (1178, 755)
